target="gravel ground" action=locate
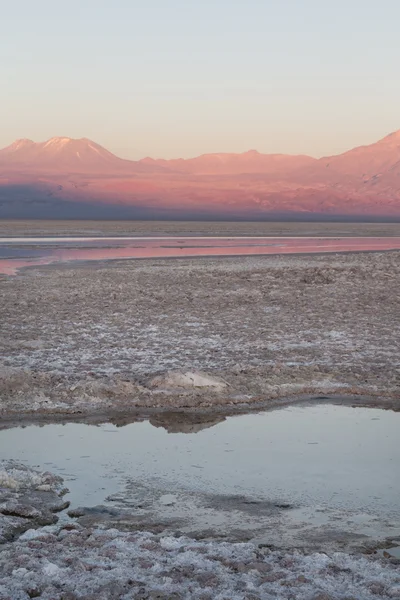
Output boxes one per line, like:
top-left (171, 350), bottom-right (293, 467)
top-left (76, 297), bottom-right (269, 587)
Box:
top-left (0, 248), bottom-right (399, 419)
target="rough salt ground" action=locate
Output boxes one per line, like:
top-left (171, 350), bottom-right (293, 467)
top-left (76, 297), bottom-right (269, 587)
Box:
top-left (0, 462), bottom-right (64, 494)
top-left (1, 251), bottom-right (399, 417)
top-left (0, 463), bottom-right (399, 600)
top-left (1, 528), bottom-right (400, 600)
top-left (0, 461), bottom-right (68, 543)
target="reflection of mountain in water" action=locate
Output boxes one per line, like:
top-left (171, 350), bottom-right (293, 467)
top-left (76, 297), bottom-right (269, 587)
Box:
top-left (107, 411), bottom-right (226, 434)
top-left (109, 415), bottom-right (144, 428)
top-left (149, 412), bottom-right (226, 434)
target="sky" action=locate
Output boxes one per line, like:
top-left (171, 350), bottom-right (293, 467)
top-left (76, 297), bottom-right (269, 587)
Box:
top-left (1, 0), bottom-right (400, 160)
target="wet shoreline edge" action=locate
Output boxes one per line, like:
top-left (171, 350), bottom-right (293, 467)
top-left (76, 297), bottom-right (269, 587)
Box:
top-left (1, 391), bottom-right (399, 431)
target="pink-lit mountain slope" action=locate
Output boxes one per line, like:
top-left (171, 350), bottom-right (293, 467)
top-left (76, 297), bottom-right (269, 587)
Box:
top-left (0, 131), bottom-right (399, 218)
top-left (140, 150), bottom-right (316, 175)
top-left (0, 137), bottom-right (164, 174)
top-left (322, 130), bottom-right (400, 180)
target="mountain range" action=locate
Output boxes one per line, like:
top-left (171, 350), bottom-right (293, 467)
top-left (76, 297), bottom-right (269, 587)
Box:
top-left (1, 131), bottom-right (400, 219)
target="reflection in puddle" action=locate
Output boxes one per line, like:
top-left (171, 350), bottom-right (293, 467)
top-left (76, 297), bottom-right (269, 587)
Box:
top-left (0, 404), bottom-right (399, 547)
top-left (1, 235), bottom-right (400, 274)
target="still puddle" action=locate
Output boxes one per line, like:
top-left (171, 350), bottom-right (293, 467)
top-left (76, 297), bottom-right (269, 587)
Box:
top-left (1, 404), bottom-right (399, 548)
top-left (1, 236), bottom-right (400, 274)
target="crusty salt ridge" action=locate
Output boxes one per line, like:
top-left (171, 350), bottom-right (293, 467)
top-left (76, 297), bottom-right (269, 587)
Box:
top-left (0, 461), bottom-right (64, 492)
top-left (0, 461), bottom-right (69, 543)
top-left (1, 527), bottom-right (399, 599)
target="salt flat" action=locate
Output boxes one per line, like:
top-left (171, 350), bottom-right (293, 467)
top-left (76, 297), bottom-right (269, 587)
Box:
top-left (0, 243), bottom-right (399, 419)
top-left (1, 221), bottom-right (400, 599)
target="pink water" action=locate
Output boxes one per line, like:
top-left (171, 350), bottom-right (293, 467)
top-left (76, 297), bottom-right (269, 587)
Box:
top-left (1, 236), bottom-right (400, 275)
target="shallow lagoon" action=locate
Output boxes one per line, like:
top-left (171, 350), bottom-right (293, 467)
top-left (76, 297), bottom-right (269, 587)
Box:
top-left (1, 235), bottom-right (400, 274)
top-left (2, 403), bottom-right (399, 548)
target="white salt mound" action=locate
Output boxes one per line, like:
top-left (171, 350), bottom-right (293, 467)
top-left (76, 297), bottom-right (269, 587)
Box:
top-left (0, 461), bottom-right (63, 493)
top-left (150, 370), bottom-right (228, 391)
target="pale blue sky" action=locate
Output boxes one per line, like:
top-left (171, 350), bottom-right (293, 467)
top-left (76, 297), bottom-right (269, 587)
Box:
top-left (1, 0), bottom-right (399, 159)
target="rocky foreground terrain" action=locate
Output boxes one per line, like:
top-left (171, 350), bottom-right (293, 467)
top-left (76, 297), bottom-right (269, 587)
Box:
top-left (0, 248), bottom-right (399, 421)
top-left (1, 462), bottom-right (399, 600)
